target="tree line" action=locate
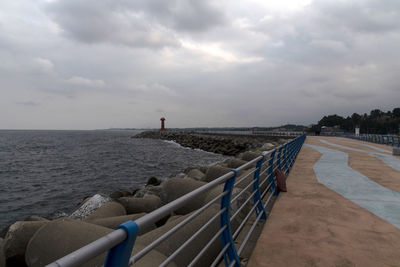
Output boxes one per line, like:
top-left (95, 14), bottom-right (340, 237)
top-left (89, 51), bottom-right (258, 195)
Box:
top-left (310, 107), bottom-right (400, 134)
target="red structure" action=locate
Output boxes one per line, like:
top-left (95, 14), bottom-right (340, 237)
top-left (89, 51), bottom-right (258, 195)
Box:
top-left (160, 117), bottom-right (166, 131)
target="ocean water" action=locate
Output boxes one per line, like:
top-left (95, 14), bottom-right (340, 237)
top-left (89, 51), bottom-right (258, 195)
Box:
top-left (0, 130), bottom-right (225, 230)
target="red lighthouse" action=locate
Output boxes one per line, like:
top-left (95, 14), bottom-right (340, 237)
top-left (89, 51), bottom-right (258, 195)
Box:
top-left (160, 117), bottom-right (166, 131)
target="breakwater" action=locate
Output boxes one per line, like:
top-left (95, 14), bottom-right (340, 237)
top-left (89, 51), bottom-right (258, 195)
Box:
top-left (0, 131), bottom-right (291, 266)
top-left (134, 131), bottom-right (287, 155)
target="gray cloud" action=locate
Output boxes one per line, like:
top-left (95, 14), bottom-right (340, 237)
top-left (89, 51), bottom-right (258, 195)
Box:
top-left (1, 0), bottom-right (400, 129)
top-left (45, 0), bottom-right (225, 48)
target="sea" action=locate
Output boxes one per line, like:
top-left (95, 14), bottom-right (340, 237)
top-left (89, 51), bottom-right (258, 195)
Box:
top-left (0, 130), bottom-right (225, 230)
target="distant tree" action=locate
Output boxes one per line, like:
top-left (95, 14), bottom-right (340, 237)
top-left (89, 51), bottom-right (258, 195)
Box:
top-left (370, 109), bottom-right (383, 119)
top-left (393, 108), bottom-right (400, 118)
top-left (318, 114), bottom-right (345, 127)
top-left (351, 113), bottom-right (361, 127)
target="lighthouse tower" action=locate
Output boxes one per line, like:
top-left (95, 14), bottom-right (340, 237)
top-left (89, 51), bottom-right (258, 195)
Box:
top-left (160, 117), bottom-right (166, 131)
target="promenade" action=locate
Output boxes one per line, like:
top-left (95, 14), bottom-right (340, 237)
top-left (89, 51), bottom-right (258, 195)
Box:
top-left (248, 136), bottom-right (400, 267)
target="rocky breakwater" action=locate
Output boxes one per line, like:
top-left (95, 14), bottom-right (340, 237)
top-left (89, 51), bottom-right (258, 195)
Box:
top-left (134, 130), bottom-right (287, 156)
top-left (1, 133), bottom-right (288, 267)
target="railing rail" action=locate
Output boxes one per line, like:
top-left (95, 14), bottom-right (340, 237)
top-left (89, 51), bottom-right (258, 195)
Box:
top-left (343, 134), bottom-right (400, 147)
top-left (47, 134), bottom-right (306, 267)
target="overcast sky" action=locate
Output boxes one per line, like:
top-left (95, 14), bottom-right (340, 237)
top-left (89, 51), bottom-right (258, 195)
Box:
top-left (1, 0), bottom-right (399, 129)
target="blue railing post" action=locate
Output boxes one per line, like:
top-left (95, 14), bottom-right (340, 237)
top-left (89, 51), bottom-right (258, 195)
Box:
top-left (220, 170), bottom-right (240, 267)
top-left (105, 221), bottom-right (138, 267)
top-left (266, 150), bottom-right (277, 195)
top-left (253, 155), bottom-right (267, 220)
top-left (276, 146), bottom-right (283, 171)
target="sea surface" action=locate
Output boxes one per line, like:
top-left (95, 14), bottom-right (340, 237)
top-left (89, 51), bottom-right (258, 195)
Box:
top-left (0, 130), bottom-right (225, 230)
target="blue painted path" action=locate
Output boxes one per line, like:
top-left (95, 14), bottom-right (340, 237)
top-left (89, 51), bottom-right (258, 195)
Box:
top-left (306, 144), bottom-right (400, 229)
top-left (319, 139), bottom-right (400, 171)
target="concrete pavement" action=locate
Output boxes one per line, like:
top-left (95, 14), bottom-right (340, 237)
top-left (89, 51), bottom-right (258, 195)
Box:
top-left (248, 136), bottom-right (400, 267)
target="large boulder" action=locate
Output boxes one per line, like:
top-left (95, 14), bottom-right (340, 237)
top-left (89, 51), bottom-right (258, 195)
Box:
top-left (84, 201), bottom-right (126, 221)
top-left (88, 213), bottom-right (155, 235)
top-left (118, 195), bottom-right (161, 214)
top-left (186, 169), bottom-right (205, 180)
top-left (240, 151), bottom-right (261, 161)
top-left (133, 185), bottom-right (163, 198)
top-left (24, 215), bottom-right (49, 222)
top-left (161, 178), bottom-right (207, 214)
top-left (25, 218), bottom-right (112, 267)
top-left (69, 194), bottom-right (112, 220)
top-left (4, 221), bottom-right (48, 266)
top-left (224, 158), bottom-right (248, 169)
top-left (133, 204), bottom-right (222, 267)
top-left (202, 165), bottom-right (232, 183)
top-left (146, 176), bottom-right (161, 186)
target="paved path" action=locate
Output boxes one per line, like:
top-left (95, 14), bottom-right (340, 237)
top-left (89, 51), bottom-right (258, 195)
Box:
top-left (248, 136), bottom-right (400, 267)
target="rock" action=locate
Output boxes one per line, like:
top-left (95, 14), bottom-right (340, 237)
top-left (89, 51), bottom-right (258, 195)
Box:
top-left (89, 214), bottom-right (155, 234)
top-left (224, 158), bottom-right (248, 169)
top-left (133, 185), bottom-right (163, 198)
top-left (202, 165), bottom-right (232, 183)
top-left (24, 215), bottom-right (49, 222)
top-left (198, 165), bottom-right (209, 174)
top-left (146, 176), bottom-right (161, 186)
top-left (25, 218), bottom-right (112, 267)
top-left (134, 204), bottom-right (221, 267)
top-left (186, 169), bottom-right (205, 180)
top-left (84, 201), bottom-right (126, 221)
top-left (69, 194), bottom-right (112, 220)
top-left (161, 178), bottom-right (207, 214)
top-left (241, 151), bottom-right (261, 161)
top-left (4, 221), bottom-right (47, 265)
top-left (175, 172), bottom-right (186, 179)
top-left (121, 190), bottom-right (133, 197)
top-left (0, 238), bottom-right (6, 267)
top-left (261, 143), bottom-right (275, 150)
top-left (118, 195), bottom-right (161, 214)
top-left (109, 191), bottom-right (123, 199)
top-left (130, 244), bottom-right (177, 267)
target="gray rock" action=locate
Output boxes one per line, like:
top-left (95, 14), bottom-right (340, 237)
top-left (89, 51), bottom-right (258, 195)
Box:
top-left (186, 169), bottom-right (205, 180)
top-left (4, 221), bottom-right (48, 265)
top-left (118, 195), bottom-right (161, 214)
top-left (241, 151), bottom-right (261, 161)
top-left (134, 185), bottom-right (163, 198)
top-left (134, 204), bottom-right (221, 267)
top-left (109, 191), bottom-right (123, 199)
top-left (88, 214), bottom-right (155, 234)
top-left (202, 165), bottom-right (232, 182)
top-left (84, 201), bottom-right (126, 221)
top-left (261, 143), bottom-right (275, 150)
top-left (24, 215), bottom-right (49, 222)
top-left (224, 158), bottom-right (248, 169)
top-left (25, 218), bottom-right (112, 267)
top-left (161, 178), bottom-right (207, 214)
top-left (146, 176), bottom-right (161, 186)
top-left (69, 194), bottom-right (112, 220)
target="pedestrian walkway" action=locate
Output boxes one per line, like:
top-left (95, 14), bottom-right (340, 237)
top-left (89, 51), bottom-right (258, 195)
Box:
top-left (248, 136), bottom-right (400, 267)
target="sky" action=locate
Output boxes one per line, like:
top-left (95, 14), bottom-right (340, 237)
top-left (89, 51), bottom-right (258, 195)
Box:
top-left (1, 0), bottom-right (399, 130)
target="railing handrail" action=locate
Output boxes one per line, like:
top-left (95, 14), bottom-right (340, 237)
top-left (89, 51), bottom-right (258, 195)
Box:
top-left (47, 134), bottom-right (306, 267)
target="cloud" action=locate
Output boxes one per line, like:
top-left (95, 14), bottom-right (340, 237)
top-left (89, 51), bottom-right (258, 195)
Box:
top-left (66, 76), bottom-right (105, 87)
top-left (34, 57), bottom-right (54, 74)
top-left (44, 0), bottom-right (226, 48)
top-left (16, 101), bottom-right (40, 106)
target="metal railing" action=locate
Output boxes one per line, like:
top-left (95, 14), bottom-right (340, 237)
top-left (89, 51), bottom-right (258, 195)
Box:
top-left (344, 134), bottom-right (400, 147)
top-left (47, 134), bottom-right (306, 267)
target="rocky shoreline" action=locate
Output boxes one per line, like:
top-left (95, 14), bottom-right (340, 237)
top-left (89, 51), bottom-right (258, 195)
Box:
top-left (1, 131), bottom-right (291, 266)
